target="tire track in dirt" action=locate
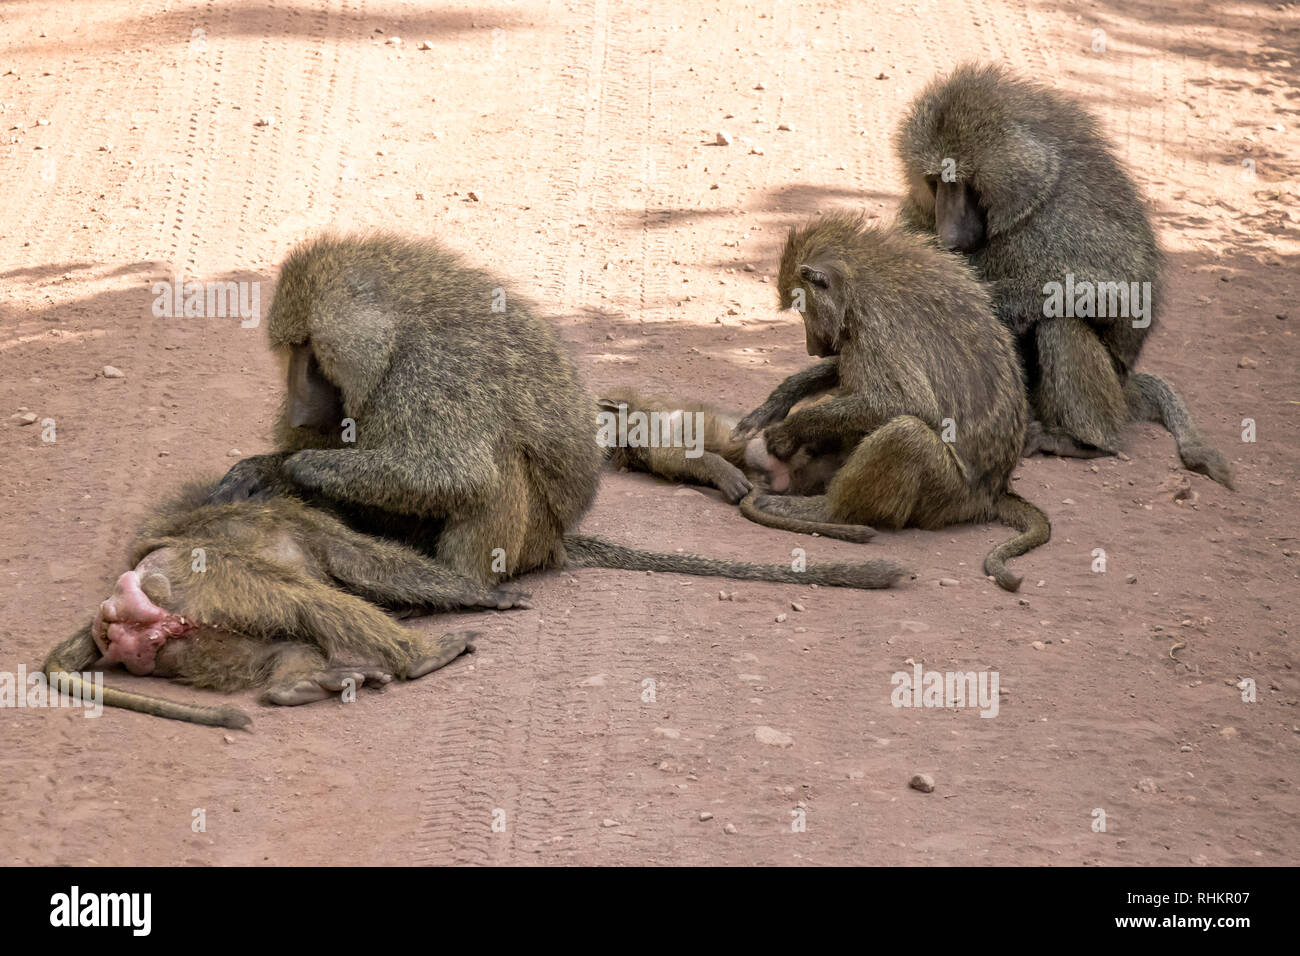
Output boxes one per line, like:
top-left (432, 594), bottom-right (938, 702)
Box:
top-left (409, 0), bottom-right (625, 865)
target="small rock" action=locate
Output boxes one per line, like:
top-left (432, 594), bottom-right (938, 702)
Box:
top-left (753, 82), bottom-right (766, 90)
top-left (467, 191), bottom-right (480, 202)
top-left (1277, 312), bottom-right (1288, 321)
top-left (791, 602), bottom-right (805, 612)
top-left (723, 823), bottom-right (738, 834)
top-left (1219, 726), bottom-right (1237, 738)
top-left (777, 122), bottom-right (791, 131)
top-left (1180, 744), bottom-right (1193, 753)
top-left (223, 735), bottom-right (235, 744)
top-left (875, 71), bottom-right (889, 80)
top-left (1137, 777), bottom-right (1159, 793)
top-left (418, 40), bottom-right (433, 50)
top-left (602, 818), bottom-right (619, 828)
top-left (698, 811), bottom-right (714, 821)
top-left (718, 590), bottom-right (735, 601)
top-left (254, 116), bottom-right (275, 127)
top-left (743, 263), bottom-right (756, 272)
top-left (715, 130), bottom-right (732, 146)
top-left (755, 726), bottom-right (794, 747)
top-left (750, 146), bottom-right (764, 155)
top-left (909, 773), bottom-right (935, 793)
top-left (227, 448), bottom-right (242, 457)
top-left (101, 365), bottom-right (125, 378)
top-left (9, 412), bottom-right (36, 425)
top-left (653, 727), bottom-right (681, 739)
top-left (1237, 356), bottom-right (1257, 369)
top-left (775, 613), bottom-right (787, 623)
top-left (386, 36), bottom-right (402, 45)
top-left (1126, 574), bottom-right (1138, 584)
top-left (1031, 640), bottom-right (1046, 650)
top-left (1062, 498), bottom-right (1076, 505)
top-left (939, 577), bottom-right (960, 587)
top-left (1018, 598), bottom-right (1029, 606)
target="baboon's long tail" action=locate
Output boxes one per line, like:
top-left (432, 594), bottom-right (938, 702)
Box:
top-left (43, 629), bottom-right (252, 729)
top-left (50, 671), bottom-right (252, 729)
top-left (1125, 372), bottom-right (1235, 489)
top-left (562, 534), bottom-right (906, 589)
top-left (983, 493), bottom-right (1051, 592)
top-left (737, 490), bottom-right (877, 544)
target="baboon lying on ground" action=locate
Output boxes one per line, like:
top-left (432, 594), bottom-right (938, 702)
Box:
top-left (206, 232), bottom-right (904, 591)
top-left (43, 482), bottom-right (502, 728)
top-left (729, 214), bottom-right (1051, 591)
top-left (895, 62), bottom-right (1233, 487)
top-left (595, 390), bottom-right (865, 541)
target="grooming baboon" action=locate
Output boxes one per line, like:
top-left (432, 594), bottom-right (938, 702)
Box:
top-left (207, 232), bottom-right (905, 591)
top-left (895, 62), bottom-right (1233, 487)
top-left (731, 214), bottom-right (1050, 591)
top-left (595, 390), bottom-right (867, 542)
top-left (43, 481), bottom-right (501, 728)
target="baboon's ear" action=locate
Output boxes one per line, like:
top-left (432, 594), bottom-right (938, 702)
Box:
top-left (799, 264), bottom-right (831, 289)
top-left (595, 397), bottom-right (624, 413)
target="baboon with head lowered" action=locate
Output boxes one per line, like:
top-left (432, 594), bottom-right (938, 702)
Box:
top-left (205, 232), bottom-right (904, 591)
top-left (895, 62), bottom-right (1233, 487)
top-left (731, 214), bottom-right (1050, 591)
top-left (44, 482), bottom-right (496, 729)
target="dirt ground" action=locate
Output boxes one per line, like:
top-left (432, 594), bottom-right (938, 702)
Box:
top-left (0, 0), bottom-right (1296, 866)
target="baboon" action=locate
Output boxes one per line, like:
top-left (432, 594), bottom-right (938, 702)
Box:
top-left (895, 62), bottom-right (1234, 487)
top-left (595, 390), bottom-right (867, 542)
top-left (43, 481), bottom-right (502, 728)
top-left (207, 232), bottom-right (906, 591)
top-left (731, 214), bottom-right (1050, 591)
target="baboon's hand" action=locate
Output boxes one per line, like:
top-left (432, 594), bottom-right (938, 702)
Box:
top-left (761, 422), bottom-right (798, 463)
top-left (731, 403), bottom-right (783, 442)
top-left (715, 467), bottom-right (753, 504)
top-left (207, 454), bottom-right (281, 504)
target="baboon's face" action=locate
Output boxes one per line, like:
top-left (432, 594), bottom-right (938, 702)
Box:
top-left (929, 177), bottom-right (987, 252)
top-left (791, 263), bottom-right (845, 357)
top-left (286, 342), bottom-right (345, 431)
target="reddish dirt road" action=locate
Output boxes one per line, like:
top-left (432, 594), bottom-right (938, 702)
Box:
top-left (1, 0), bottom-right (1296, 865)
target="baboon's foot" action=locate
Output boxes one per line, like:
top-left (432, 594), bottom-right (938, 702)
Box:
top-left (1180, 443), bottom-right (1235, 490)
top-left (263, 665), bottom-right (393, 706)
top-left (1022, 420), bottom-right (1112, 459)
top-left (402, 630), bottom-right (479, 679)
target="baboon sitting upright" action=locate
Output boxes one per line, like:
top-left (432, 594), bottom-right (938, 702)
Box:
top-left (44, 482), bottom-right (500, 728)
top-left (206, 232), bottom-right (905, 592)
top-left (895, 62), bottom-right (1233, 487)
top-left (731, 214), bottom-right (1050, 591)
